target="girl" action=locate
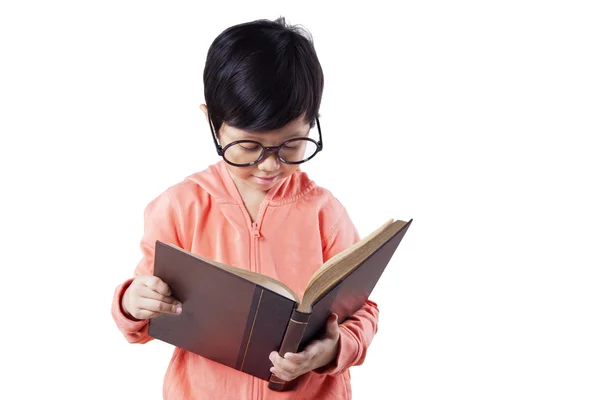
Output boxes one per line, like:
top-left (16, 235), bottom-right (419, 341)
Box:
top-left (111, 17), bottom-right (379, 399)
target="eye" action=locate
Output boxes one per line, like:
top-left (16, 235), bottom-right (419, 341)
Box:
top-left (283, 140), bottom-right (303, 149)
top-left (239, 143), bottom-right (260, 151)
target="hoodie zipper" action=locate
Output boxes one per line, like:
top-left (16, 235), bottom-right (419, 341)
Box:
top-left (247, 201), bottom-right (267, 272)
top-left (247, 202), bottom-right (266, 400)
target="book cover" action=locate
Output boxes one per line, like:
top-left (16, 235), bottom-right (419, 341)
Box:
top-left (147, 218), bottom-right (412, 389)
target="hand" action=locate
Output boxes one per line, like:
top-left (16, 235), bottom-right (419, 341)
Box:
top-left (269, 314), bottom-right (340, 382)
top-left (121, 275), bottom-right (182, 320)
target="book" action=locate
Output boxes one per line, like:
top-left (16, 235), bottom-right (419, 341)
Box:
top-left (148, 218), bottom-right (412, 391)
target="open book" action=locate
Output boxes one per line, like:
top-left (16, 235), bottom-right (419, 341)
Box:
top-left (148, 218), bottom-right (412, 391)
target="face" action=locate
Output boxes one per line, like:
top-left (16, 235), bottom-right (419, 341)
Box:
top-left (200, 104), bottom-right (311, 193)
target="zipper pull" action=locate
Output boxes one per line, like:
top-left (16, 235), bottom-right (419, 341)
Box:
top-left (251, 222), bottom-right (261, 238)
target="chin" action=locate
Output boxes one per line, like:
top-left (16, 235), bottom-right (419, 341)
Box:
top-left (249, 180), bottom-right (279, 192)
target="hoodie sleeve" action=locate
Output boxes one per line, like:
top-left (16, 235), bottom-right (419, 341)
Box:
top-left (315, 201), bottom-right (380, 376)
top-left (111, 188), bottom-right (183, 344)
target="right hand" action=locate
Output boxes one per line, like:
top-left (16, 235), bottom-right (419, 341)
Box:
top-left (122, 275), bottom-right (182, 320)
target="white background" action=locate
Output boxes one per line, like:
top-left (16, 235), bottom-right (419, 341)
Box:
top-left (1, 1), bottom-right (599, 399)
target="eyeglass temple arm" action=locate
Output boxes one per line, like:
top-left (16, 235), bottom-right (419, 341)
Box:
top-left (316, 117), bottom-right (323, 150)
top-left (208, 113), bottom-right (224, 156)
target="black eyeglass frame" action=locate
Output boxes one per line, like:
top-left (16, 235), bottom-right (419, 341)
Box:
top-left (208, 116), bottom-right (323, 167)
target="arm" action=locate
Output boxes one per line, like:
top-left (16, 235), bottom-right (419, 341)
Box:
top-left (314, 204), bottom-right (379, 375)
top-left (269, 201), bottom-right (379, 380)
top-left (111, 189), bottom-right (183, 344)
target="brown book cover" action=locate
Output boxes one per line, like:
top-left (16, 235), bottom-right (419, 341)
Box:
top-left (148, 218), bottom-right (412, 390)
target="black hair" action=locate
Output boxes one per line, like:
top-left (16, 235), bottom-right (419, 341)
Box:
top-left (203, 17), bottom-right (324, 135)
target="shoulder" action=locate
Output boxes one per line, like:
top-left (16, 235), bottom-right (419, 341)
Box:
top-left (165, 177), bottom-right (210, 204)
top-left (146, 177), bottom-right (204, 207)
top-left (299, 179), bottom-right (354, 232)
top-left (144, 166), bottom-right (217, 220)
top-left (163, 162), bottom-right (226, 206)
top-left (141, 171), bottom-right (216, 249)
top-left (301, 179), bottom-right (347, 215)
top-left (139, 182), bottom-right (198, 235)
top-left (305, 182), bottom-right (360, 252)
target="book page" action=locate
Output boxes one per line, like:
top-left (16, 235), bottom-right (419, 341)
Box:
top-left (305, 219), bottom-right (394, 290)
top-left (297, 219), bottom-right (407, 313)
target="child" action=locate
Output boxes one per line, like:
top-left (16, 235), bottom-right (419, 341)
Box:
top-left (111, 17), bottom-right (379, 399)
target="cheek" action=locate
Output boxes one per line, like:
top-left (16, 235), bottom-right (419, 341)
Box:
top-left (280, 164), bottom-right (300, 178)
top-left (226, 165), bottom-right (253, 181)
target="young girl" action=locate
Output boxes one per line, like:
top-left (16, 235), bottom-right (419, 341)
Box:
top-left (111, 17), bottom-right (379, 399)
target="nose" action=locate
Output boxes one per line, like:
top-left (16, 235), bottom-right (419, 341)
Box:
top-left (257, 149), bottom-right (280, 172)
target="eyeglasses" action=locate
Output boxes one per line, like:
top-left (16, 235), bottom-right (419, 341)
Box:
top-left (208, 117), bottom-right (323, 167)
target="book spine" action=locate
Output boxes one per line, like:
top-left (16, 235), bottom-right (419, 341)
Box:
top-left (235, 287), bottom-right (296, 380)
top-left (267, 309), bottom-right (311, 391)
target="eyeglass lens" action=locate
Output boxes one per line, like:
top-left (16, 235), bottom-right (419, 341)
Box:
top-left (223, 138), bottom-right (318, 165)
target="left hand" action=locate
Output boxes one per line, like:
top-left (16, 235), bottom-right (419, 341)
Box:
top-left (269, 313), bottom-right (340, 382)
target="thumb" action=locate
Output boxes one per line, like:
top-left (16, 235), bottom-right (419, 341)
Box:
top-left (326, 313), bottom-right (339, 337)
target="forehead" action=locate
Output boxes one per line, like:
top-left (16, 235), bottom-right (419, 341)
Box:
top-left (222, 117), bottom-right (310, 141)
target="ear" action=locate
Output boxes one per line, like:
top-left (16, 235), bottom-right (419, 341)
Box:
top-left (199, 104), bottom-right (209, 121)
top-left (200, 104), bottom-right (221, 142)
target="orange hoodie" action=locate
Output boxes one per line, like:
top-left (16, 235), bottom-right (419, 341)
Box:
top-left (111, 161), bottom-right (379, 399)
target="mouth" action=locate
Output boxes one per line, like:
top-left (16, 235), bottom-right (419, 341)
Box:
top-left (252, 174), bottom-right (281, 185)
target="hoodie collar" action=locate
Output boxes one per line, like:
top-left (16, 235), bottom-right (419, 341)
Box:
top-left (185, 160), bottom-right (316, 206)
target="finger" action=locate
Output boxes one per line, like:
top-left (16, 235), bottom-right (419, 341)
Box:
top-left (269, 352), bottom-right (285, 369)
top-left (138, 285), bottom-right (180, 305)
top-left (132, 309), bottom-right (161, 320)
top-left (270, 352), bottom-right (301, 375)
top-left (270, 366), bottom-right (296, 382)
top-left (269, 354), bottom-right (295, 373)
top-left (139, 276), bottom-right (172, 297)
top-left (283, 351), bottom-right (310, 363)
top-left (326, 314), bottom-right (340, 338)
top-left (284, 343), bottom-right (320, 362)
top-left (301, 342), bottom-right (321, 360)
top-left (138, 297), bottom-right (182, 315)
top-left (270, 360), bottom-right (302, 382)
top-left (327, 313), bottom-right (339, 327)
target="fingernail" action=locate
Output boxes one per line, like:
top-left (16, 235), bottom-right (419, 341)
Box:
top-left (270, 367), bottom-right (275, 373)
top-left (176, 307), bottom-right (182, 314)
